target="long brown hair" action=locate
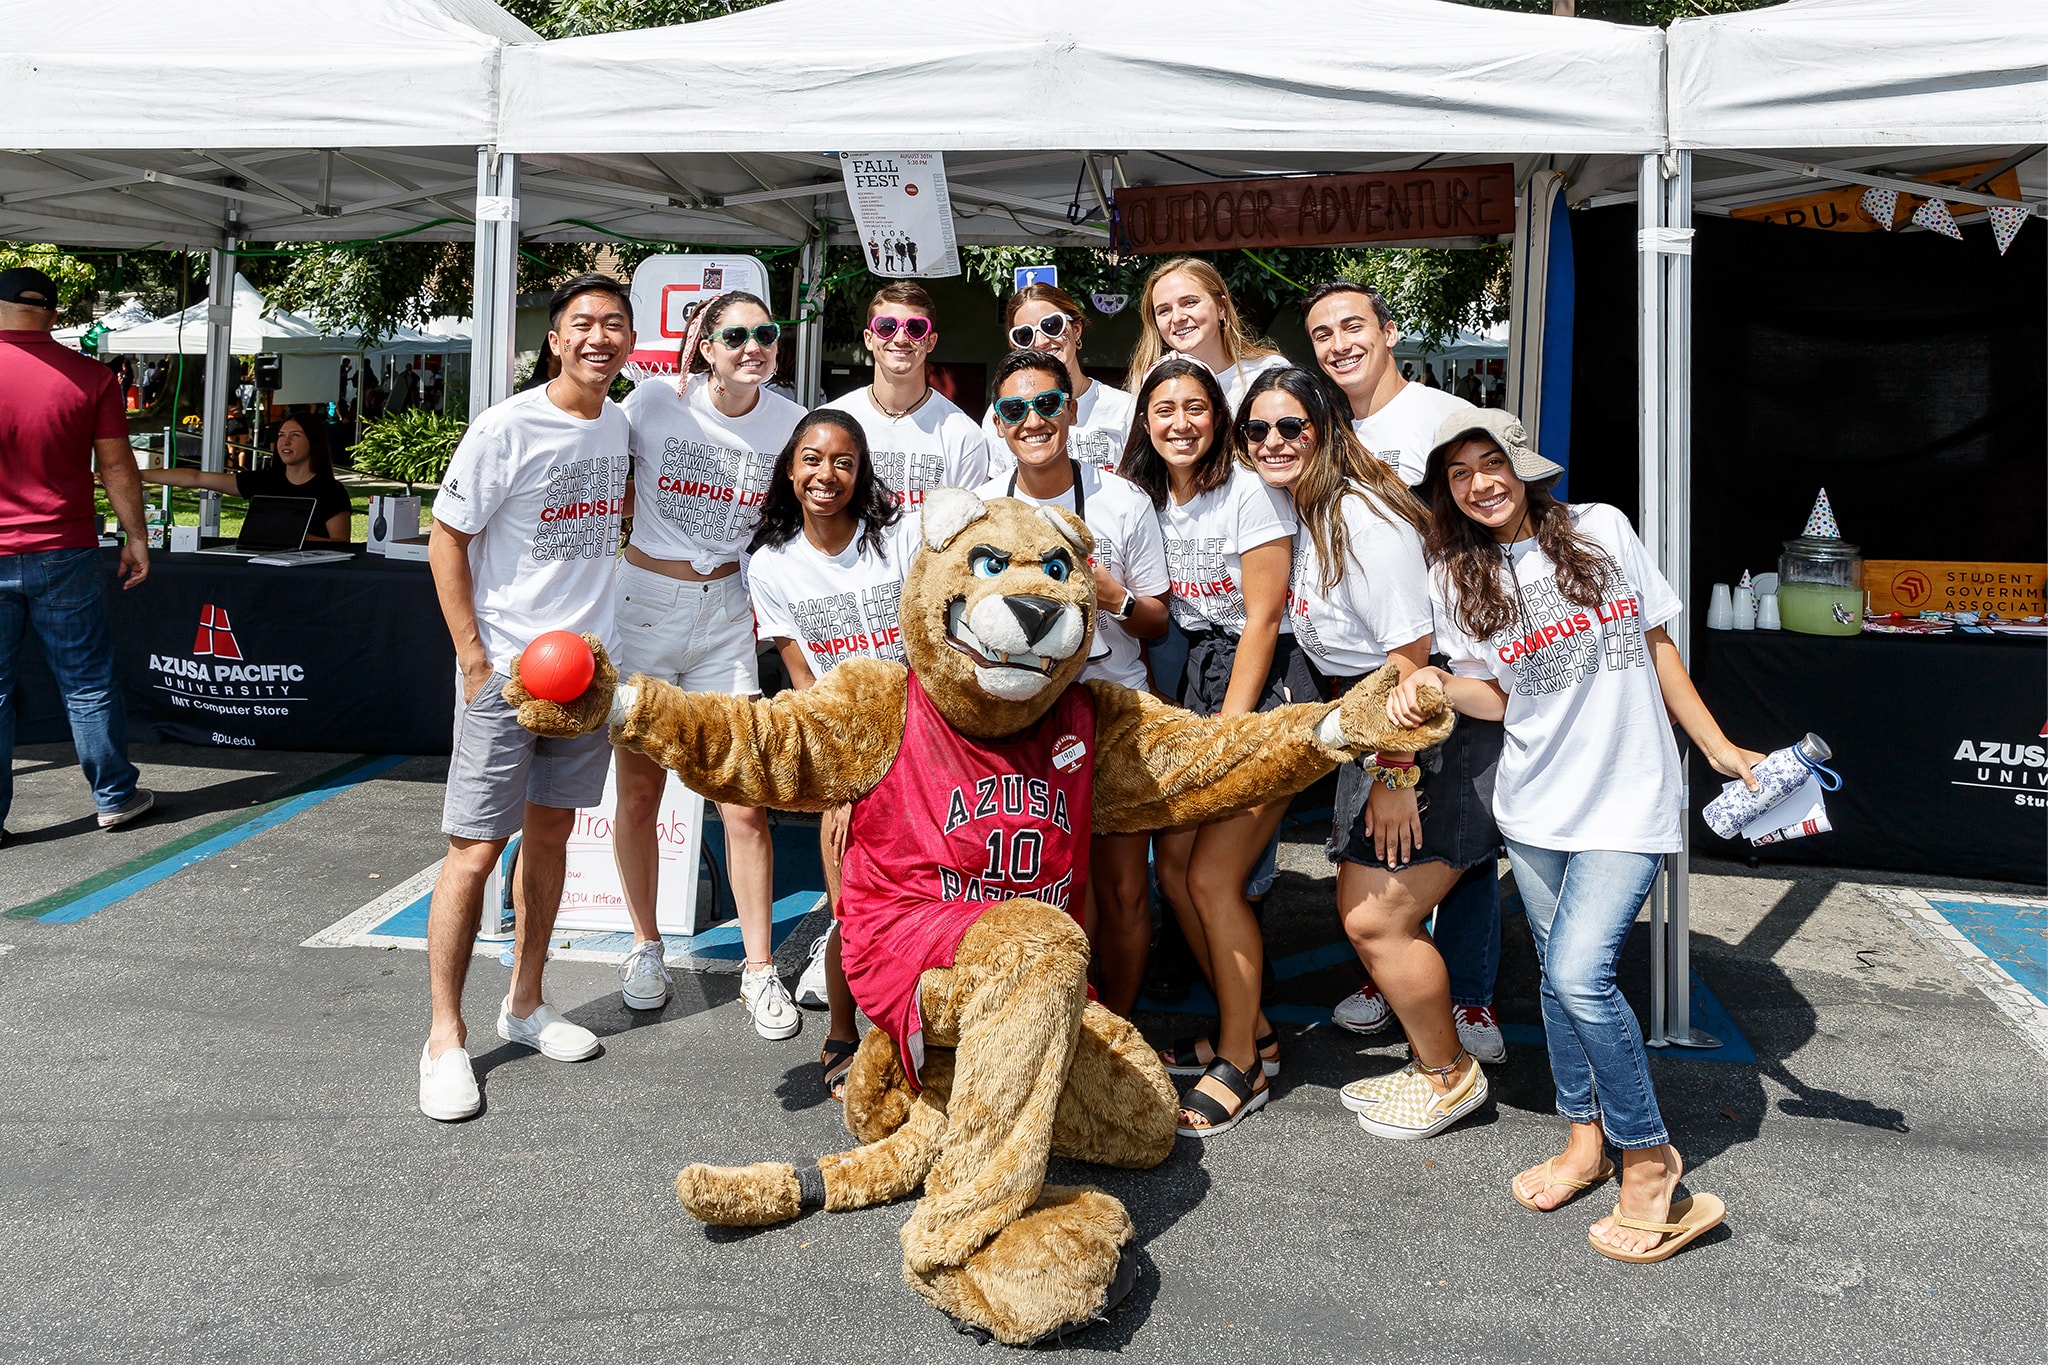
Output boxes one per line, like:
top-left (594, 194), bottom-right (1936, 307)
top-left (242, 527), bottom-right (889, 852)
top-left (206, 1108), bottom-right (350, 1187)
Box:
top-left (1235, 368), bottom-right (1426, 593)
top-left (1120, 357), bottom-right (1234, 512)
top-left (1423, 443), bottom-right (1614, 641)
top-left (1122, 256), bottom-right (1280, 392)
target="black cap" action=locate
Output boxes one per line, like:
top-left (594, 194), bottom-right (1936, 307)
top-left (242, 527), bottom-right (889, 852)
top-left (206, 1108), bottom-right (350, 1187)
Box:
top-left (0, 266), bottom-right (60, 308)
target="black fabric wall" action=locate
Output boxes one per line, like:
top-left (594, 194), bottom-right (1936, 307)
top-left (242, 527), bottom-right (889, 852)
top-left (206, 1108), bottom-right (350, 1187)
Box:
top-left (1567, 205), bottom-right (2047, 609)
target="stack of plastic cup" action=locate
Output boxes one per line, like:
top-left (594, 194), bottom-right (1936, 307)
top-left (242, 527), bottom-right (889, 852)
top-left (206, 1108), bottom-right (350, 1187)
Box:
top-left (1707, 584), bottom-right (1734, 630)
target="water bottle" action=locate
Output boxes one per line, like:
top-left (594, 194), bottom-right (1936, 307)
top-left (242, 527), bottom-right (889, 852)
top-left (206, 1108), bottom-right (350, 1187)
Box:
top-left (1701, 733), bottom-right (1838, 839)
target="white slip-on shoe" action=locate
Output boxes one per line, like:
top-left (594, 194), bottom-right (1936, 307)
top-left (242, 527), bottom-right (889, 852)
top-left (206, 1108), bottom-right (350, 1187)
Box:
top-left (740, 963), bottom-right (802, 1040)
top-left (618, 939), bottom-right (672, 1012)
top-left (794, 929), bottom-right (832, 1009)
top-left (1332, 980), bottom-right (1393, 1035)
top-left (1357, 1059), bottom-right (1489, 1141)
top-left (496, 999), bottom-right (600, 1061)
top-left (1455, 1005), bottom-right (1507, 1064)
top-left (418, 1043), bottom-right (481, 1122)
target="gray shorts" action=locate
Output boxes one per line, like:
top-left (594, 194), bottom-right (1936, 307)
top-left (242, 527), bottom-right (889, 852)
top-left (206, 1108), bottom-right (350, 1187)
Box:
top-left (440, 672), bottom-right (611, 842)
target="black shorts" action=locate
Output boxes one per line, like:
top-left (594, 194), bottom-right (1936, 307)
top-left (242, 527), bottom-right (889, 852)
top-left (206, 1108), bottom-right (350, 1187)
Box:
top-left (1321, 668), bottom-right (1504, 872)
top-left (1180, 628), bottom-right (1319, 718)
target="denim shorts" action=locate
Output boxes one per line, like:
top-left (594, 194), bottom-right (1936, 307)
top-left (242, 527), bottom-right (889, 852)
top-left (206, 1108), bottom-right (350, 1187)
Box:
top-left (612, 560), bottom-right (759, 695)
top-left (441, 672), bottom-right (610, 841)
top-left (1179, 628), bottom-right (1318, 718)
top-left (1322, 667), bottom-right (1503, 873)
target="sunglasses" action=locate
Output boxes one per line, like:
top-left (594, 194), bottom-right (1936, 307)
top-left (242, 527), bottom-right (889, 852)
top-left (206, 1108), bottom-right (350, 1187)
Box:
top-left (713, 322), bottom-right (781, 350)
top-left (993, 388), bottom-right (1071, 425)
top-left (1007, 312), bottom-right (1077, 348)
top-left (1243, 416), bottom-right (1313, 443)
top-left (867, 314), bottom-right (934, 342)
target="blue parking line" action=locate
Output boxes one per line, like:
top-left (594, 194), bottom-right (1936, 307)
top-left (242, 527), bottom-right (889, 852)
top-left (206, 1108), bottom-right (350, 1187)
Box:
top-left (38, 755), bottom-right (412, 925)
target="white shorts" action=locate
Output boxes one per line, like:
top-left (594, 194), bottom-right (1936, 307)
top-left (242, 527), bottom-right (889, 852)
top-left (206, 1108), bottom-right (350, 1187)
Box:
top-left (611, 559), bottom-right (760, 695)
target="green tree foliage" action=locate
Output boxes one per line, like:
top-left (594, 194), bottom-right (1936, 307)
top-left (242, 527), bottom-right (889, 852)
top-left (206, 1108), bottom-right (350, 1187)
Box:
top-left (348, 409), bottom-right (468, 488)
top-left (0, 245), bottom-right (98, 321)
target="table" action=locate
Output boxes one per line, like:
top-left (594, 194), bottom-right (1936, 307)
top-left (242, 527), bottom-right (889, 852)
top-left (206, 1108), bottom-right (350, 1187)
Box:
top-left (1690, 628), bottom-right (2045, 885)
top-left (16, 548), bottom-right (455, 755)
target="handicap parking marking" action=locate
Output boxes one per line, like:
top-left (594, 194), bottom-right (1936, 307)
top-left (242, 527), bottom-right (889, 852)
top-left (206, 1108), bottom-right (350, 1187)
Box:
top-left (1868, 887), bottom-right (2048, 1059)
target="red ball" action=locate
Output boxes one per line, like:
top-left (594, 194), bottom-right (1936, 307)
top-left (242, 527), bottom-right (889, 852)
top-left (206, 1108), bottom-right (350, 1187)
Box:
top-left (519, 631), bottom-right (595, 704)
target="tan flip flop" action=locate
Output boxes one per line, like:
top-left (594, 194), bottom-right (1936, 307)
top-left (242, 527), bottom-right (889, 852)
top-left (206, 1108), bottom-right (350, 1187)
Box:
top-left (1589, 1193), bottom-right (1727, 1263)
top-left (1512, 1157), bottom-right (1616, 1212)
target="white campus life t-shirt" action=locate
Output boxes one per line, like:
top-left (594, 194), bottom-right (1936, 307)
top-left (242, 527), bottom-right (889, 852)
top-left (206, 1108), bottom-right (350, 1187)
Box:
top-left (1431, 502), bottom-right (1685, 854)
top-left (435, 385), bottom-right (630, 672)
top-left (1216, 352), bottom-right (1293, 417)
top-left (982, 379), bottom-right (1137, 478)
top-left (826, 385), bottom-right (990, 509)
top-left (1352, 382), bottom-right (1477, 486)
top-left (1158, 462), bottom-right (1297, 635)
top-left (748, 515), bottom-right (923, 678)
top-left (619, 377), bottom-right (804, 574)
top-left (1288, 486), bottom-right (1434, 677)
top-left (976, 462), bottom-right (1168, 689)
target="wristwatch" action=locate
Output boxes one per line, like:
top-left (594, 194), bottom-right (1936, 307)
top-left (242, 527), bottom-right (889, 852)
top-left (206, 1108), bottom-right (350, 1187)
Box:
top-left (1108, 588), bottom-right (1135, 622)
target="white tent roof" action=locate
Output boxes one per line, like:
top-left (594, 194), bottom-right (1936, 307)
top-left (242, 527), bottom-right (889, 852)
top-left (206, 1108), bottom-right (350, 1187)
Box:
top-left (1669, 0), bottom-right (2048, 150)
top-left (1395, 324), bottom-right (1508, 361)
top-left (504, 0), bottom-right (1664, 156)
top-left (53, 298), bottom-right (155, 348)
top-left (99, 274), bottom-right (466, 356)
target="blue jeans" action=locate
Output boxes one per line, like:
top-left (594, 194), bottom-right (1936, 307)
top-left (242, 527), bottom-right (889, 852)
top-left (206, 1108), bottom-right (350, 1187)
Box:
top-left (1433, 861), bottom-right (1502, 1009)
top-left (1503, 838), bottom-right (1669, 1150)
top-left (0, 547), bottom-right (139, 828)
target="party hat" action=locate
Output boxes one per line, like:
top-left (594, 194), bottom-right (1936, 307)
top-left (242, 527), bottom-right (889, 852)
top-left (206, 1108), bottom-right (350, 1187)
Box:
top-left (1736, 568), bottom-right (1753, 590)
top-left (1911, 197), bottom-right (1965, 241)
top-left (1801, 488), bottom-right (1840, 539)
top-left (1989, 205), bottom-right (2028, 256)
top-left (1860, 186), bottom-right (1899, 230)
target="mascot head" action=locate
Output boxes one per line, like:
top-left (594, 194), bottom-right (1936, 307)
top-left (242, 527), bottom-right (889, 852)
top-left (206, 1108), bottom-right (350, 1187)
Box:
top-left (902, 488), bottom-right (1097, 740)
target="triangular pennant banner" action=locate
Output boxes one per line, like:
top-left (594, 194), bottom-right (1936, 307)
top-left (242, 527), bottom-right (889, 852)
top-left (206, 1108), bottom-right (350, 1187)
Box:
top-left (1802, 488), bottom-right (1840, 540)
top-left (1911, 197), bottom-right (1965, 241)
top-left (1989, 205), bottom-right (2028, 256)
top-left (1860, 186), bottom-right (1899, 230)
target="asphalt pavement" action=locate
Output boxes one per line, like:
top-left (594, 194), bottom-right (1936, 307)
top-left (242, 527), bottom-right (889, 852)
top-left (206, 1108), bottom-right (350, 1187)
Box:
top-left (1, 741), bottom-right (2042, 1364)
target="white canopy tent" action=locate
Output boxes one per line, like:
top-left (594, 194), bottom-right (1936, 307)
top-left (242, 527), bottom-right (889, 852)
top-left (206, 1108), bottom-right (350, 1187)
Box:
top-left (52, 298), bottom-right (154, 350)
top-left (101, 274), bottom-right (464, 358)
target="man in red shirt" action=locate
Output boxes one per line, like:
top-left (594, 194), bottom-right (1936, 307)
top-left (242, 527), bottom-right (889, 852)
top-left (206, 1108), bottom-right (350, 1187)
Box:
top-left (0, 266), bottom-right (153, 842)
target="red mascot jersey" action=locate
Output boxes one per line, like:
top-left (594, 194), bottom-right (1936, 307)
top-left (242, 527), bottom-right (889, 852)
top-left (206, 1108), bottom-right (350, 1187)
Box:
top-left (838, 671), bottom-right (1096, 1087)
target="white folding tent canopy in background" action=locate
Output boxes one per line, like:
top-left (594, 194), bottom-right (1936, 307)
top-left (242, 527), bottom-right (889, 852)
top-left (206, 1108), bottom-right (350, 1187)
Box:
top-left (52, 298), bottom-right (154, 350)
top-left (102, 275), bottom-right (460, 357)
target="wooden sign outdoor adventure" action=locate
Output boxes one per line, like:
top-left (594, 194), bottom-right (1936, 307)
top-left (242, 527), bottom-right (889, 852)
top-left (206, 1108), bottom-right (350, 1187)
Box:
top-left (1113, 165), bottom-right (1515, 255)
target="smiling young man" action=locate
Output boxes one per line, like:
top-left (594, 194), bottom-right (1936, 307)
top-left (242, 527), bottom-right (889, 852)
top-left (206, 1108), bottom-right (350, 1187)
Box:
top-left (1303, 279), bottom-right (1504, 1066)
top-left (1304, 281), bottom-right (1475, 488)
top-left (417, 273), bottom-right (635, 1122)
top-left (826, 283), bottom-right (988, 508)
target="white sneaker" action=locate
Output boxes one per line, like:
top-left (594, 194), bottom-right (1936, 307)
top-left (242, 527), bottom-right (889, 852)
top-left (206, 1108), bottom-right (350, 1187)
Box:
top-left (794, 928), bottom-right (832, 1009)
top-left (418, 1043), bottom-right (480, 1122)
top-left (1357, 1059), bottom-right (1489, 1141)
top-left (496, 998), bottom-right (600, 1061)
top-left (1332, 980), bottom-right (1393, 1035)
top-left (618, 939), bottom-right (672, 1011)
top-left (740, 963), bottom-right (802, 1040)
top-left (1454, 1005), bottom-right (1507, 1064)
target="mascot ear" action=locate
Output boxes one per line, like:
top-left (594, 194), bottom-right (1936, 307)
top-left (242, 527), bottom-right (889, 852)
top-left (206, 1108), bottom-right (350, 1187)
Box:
top-left (1036, 504), bottom-right (1095, 559)
top-left (922, 487), bottom-right (989, 551)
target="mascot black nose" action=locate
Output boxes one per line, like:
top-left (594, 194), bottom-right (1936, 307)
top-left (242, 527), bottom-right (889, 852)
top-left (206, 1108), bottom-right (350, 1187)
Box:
top-left (1004, 595), bottom-right (1065, 646)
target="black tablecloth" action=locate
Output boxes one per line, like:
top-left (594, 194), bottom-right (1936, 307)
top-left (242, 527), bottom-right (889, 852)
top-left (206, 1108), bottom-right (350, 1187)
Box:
top-left (17, 549), bottom-right (455, 755)
top-left (1690, 628), bottom-right (2045, 884)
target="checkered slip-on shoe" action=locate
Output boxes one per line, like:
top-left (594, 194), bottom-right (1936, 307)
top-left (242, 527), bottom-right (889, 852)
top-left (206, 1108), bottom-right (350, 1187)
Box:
top-left (1356, 1057), bottom-right (1488, 1141)
top-left (1339, 1062), bottom-right (1416, 1114)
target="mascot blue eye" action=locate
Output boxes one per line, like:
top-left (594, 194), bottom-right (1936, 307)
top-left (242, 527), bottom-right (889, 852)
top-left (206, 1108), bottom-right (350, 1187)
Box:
top-left (970, 550), bottom-right (1009, 578)
top-left (1042, 558), bottom-right (1069, 582)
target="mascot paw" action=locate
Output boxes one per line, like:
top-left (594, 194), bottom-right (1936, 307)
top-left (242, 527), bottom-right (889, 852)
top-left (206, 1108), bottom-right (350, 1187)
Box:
top-left (675, 1161), bottom-right (804, 1226)
top-left (506, 633), bottom-right (617, 738)
top-left (1337, 662), bottom-right (1454, 755)
top-left (908, 1186), bottom-right (1137, 1347)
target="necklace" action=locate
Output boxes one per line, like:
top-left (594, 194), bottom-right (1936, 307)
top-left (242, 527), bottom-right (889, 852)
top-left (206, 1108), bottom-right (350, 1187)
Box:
top-left (870, 383), bottom-right (931, 420)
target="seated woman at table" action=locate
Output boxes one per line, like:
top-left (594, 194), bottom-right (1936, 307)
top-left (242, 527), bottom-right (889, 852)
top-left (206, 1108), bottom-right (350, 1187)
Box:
top-left (142, 412), bottom-right (354, 542)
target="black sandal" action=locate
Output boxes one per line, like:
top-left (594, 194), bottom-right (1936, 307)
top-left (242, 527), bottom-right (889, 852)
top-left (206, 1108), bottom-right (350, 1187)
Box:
top-left (1160, 1029), bottom-right (1281, 1079)
top-left (819, 1038), bottom-right (859, 1102)
top-left (1176, 1056), bottom-right (1270, 1139)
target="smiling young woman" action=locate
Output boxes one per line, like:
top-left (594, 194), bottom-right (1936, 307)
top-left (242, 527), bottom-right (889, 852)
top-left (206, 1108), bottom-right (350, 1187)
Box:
top-left (1124, 257), bottom-right (1288, 414)
top-left (981, 282), bottom-right (1135, 476)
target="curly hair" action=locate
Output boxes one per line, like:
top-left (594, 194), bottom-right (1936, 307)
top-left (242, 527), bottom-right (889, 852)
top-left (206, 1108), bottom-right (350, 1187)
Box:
top-left (750, 409), bottom-right (900, 557)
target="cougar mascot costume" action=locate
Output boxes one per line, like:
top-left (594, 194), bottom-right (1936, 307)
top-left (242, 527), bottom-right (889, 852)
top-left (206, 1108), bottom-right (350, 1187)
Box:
top-left (512, 489), bottom-right (1451, 1346)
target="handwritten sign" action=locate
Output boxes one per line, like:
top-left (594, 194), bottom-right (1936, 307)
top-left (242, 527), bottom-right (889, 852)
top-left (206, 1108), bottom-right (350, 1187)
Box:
top-left (1113, 166), bottom-right (1514, 255)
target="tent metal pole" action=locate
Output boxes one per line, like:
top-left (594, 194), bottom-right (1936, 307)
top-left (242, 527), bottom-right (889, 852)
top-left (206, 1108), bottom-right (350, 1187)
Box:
top-left (470, 148), bottom-right (520, 418)
top-left (199, 221), bottom-right (236, 538)
top-left (1636, 153), bottom-right (1669, 1047)
top-left (469, 147), bottom-right (496, 419)
top-left (799, 234), bottom-right (825, 408)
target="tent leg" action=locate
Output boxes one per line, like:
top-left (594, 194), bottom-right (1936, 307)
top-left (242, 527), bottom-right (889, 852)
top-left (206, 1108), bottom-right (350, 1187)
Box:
top-left (1636, 154), bottom-right (1669, 1048)
top-left (199, 230), bottom-right (236, 538)
top-left (470, 147), bottom-right (520, 418)
top-left (798, 235), bottom-right (825, 408)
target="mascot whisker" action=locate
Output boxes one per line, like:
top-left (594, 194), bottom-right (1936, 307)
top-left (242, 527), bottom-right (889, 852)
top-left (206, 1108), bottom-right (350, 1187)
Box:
top-left (509, 488), bottom-right (1452, 1346)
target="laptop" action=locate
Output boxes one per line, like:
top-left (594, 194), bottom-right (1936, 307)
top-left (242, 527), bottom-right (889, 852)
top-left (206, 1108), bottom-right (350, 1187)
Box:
top-left (198, 495), bottom-right (349, 564)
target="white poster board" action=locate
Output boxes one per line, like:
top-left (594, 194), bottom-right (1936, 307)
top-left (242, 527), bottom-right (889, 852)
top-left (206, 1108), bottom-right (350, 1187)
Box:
top-left (627, 254), bottom-right (772, 373)
top-left (839, 153), bottom-right (961, 279)
top-left (487, 758), bottom-right (709, 938)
